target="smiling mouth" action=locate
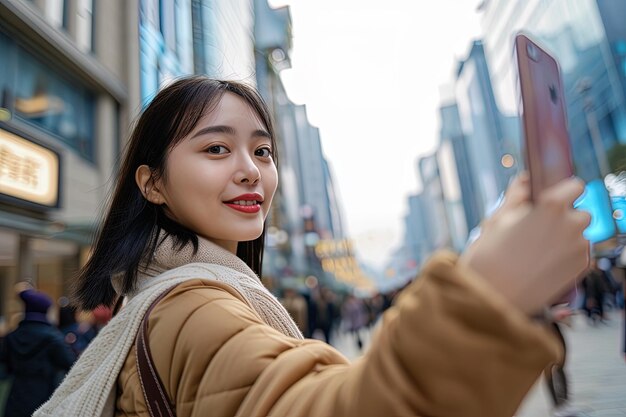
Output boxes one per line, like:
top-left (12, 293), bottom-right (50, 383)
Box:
top-left (226, 200), bottom-right (261, 206)
top-left (224, 201), bottom-right (262, 213)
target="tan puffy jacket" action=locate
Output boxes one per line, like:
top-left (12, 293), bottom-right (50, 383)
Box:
top-left (115, 252), bottom-right (561, 417)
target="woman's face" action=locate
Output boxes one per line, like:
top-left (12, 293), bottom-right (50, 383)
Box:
top-left (157, 92), bottom-right (278, 253)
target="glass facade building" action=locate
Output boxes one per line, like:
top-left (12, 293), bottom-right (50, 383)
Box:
top-left (0, 31), bottom-right (95, 161)
top-left (455, 41), bottom-right (516, 217)
top-left (437, 101), bottom-right (481, 249)
top-left (139, 0), bottom-right (256, 104)
top-left (480, 0), bottom-right (626, 182)
top-left (192, 0), bottom-right (256, 82)
top-left (139, 0), bottom-right (194, 105)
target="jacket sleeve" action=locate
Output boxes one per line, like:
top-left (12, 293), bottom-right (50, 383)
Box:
top-left (148, 252), bottom-right (562, 417)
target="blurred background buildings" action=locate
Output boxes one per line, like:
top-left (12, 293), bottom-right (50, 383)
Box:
top-left (0, 0), bottom-right (625, 324)
top-left (384, 0), bottom-right (626, 287)
top-left (0, 0), bottom-right (141, 326)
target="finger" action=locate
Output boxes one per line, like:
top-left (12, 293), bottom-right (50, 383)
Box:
top-left (574, 208), bottom-right (592, 231)
top-left (500, 172), bottom-right (531, 211)
top-left (537, 177), bottom-right (585, 209)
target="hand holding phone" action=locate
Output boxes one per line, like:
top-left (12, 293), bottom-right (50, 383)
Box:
top-left (515, 33), bottom-right (615, 244)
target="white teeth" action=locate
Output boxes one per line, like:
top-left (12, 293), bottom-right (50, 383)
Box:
top-left (231, 200), bottom-right (258, 206)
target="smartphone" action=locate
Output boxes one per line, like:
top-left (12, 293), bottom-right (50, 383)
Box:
top-left (515, 33), bottom-right (615, 244)
top-left (514, 33), bottom-right (574, 201)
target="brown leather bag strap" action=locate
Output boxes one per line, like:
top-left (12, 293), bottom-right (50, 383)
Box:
top-left (135, 287), bottom-right (177, 417)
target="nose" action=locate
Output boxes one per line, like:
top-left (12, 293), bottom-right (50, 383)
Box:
top-left (235, 154), bottom-right (261, 185)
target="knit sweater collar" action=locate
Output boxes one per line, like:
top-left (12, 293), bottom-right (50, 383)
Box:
top-left (133, 233), bottom-right (304, 340)
top-left (138, 234), bottom-right (259, 288)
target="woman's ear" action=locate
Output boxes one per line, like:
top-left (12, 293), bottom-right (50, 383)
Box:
top-left (135, 165), bottom-right (165, 205)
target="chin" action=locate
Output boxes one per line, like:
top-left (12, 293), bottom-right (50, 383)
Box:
top-left (234, 228), bottom-right (264, 242)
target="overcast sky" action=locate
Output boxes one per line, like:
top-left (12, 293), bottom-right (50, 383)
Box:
top-left (268, 0), bottom-right (483, 269)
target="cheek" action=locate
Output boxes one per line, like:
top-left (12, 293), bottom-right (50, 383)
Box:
top-left (265, 165), bottom-right (279, 201)
top-left (164, 161), bottom-right (218, 213)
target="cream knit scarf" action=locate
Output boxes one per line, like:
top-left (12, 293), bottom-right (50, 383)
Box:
top-left (34, 234), bottom-right (302, 417)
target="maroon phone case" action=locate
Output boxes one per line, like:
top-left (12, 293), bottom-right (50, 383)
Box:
top-left (515, 33), bottom-right (574, 201)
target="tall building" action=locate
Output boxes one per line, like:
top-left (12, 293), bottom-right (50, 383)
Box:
top-left (191, 0), bottom-right (256, 82)
top-left (417, 153), bottom-right (451, 252)
top-left (0, 0), bottom-right (141, 321)
top-left (253, 0), bottom-right (307, 281)
top-left (479, 0), bottom-right (626, 181)
top-left (403, 193), bottom-right (430, 267)
top-left (323, 158), bottom-right (347, 240)
top-left (139, 0), bottom-right (256, 103)
top-left (437, 101), bottom-right (480, 249)
top-left (455, 41), bottom-right (516, 217)
top-left (253, 0), bottom-right (349, 285)
top-left (595, 0), bottom-right (626, 107)
top-left (138, 0), bottom-right (194, 104)
top-left (294, 105), bottom-right (334, 239)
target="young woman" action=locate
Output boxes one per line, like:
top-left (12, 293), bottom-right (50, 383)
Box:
top-left (35, 76), bottom-right (590, 417)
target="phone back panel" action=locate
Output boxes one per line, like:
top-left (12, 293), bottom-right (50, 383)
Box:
top-left (515, 34), bottom-right (574, 201)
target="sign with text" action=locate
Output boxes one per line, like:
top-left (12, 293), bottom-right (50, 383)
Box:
top-left (0, 128), bottom-right (59, 207)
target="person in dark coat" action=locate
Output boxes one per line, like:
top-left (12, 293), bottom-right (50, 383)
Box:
top-left (58, 303), bottom-right (96, 357)
top-left (582, 259), bottom-right (612, 323)
top-left (0, 289), bottom-right (75, 417)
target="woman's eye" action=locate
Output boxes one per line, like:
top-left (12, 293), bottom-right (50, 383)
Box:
top-left (206, 145), bottom-right (229, 154)
top-left (255, 147), bottom-right (272, 158)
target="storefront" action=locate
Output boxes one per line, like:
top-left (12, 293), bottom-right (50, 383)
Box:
top-left (0, 0), bottom-right (140, 331)
top-left (0, 125), bottom-right (90, 330)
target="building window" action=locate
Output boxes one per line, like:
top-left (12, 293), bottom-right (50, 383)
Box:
top-left (141, 0), bottom-right (161, 30)
top-left (76, 0), bottom-right (94, 52)
top-left (0, 32), bottom-right (96, 162)
top-left (160, 0), bottom-right (177, 52)
top-left (0, 32), bottom-right (10, 96)
top-left (29, 0), bottom-right (66, 28)
top-left (615, 40), bottom-right (626, 56)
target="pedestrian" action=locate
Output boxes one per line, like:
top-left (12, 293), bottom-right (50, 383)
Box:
top-left (280, 287), bottom-right (308, 335)
top-left (314, 286), bottom-right (338, 344)
top-left (341, 294), bottom-right (367, 350)
top-left (1, 288), bottom-right (75, 417)
top-left (582, 258), bottom-right (612, 323)
top-left (90, 305), bottom-right (113, 334)
top-left (543, 305), bottom-right (588, 417)
top-left (58, 298), bottom-right (97, 357)
top-left (36, 76), bottom-right (590, 417)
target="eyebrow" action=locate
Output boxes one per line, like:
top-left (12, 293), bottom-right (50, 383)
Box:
top-left (191, 125), bottom-right (271, 140)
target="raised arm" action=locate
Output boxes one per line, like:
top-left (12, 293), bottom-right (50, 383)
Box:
top-left (143, 260), bottom-right (559, 417)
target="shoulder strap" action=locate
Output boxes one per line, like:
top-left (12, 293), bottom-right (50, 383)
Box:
top-left (135, 287), bottom-right (177, 417)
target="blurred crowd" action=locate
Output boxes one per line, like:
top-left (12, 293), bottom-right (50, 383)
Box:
top-left (0, 285), bottom-right (111, 417)
top-left (280, 254), bottom-right (626, 356)
top-left (279, 281), bottom-right (408, 350)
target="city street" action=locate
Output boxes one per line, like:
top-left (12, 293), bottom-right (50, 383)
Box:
top-left (333, 310), bottom-right (626, 416)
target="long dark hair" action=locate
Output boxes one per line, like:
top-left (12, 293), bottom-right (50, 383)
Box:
top-left (74, 76), bottom-right (278, 310)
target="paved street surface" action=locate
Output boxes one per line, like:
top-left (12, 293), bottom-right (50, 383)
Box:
top-left (329, 326), bottom-right (374, 361)
top-left (516, 310), bottom-right (626, 417)
top-left (332, 310), bottom-right (626, 416)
